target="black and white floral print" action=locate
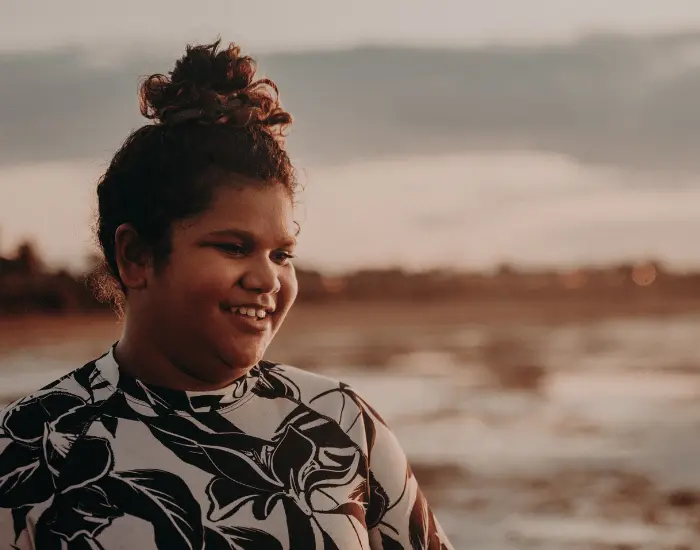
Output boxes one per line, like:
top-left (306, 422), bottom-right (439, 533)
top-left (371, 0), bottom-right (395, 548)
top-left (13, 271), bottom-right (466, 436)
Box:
top-left (0, 347), bottom-right (452, 549)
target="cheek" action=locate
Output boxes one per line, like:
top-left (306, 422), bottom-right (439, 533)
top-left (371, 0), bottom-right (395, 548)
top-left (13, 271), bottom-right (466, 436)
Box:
top-left (163, 254), bottom-right (239, 304)
top-left (279, 269), bottom-right (299, 310)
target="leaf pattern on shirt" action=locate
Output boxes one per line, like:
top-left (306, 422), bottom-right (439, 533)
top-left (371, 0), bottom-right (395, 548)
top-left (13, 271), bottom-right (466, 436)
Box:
top-left (0, 356), bottom-right (452, 550)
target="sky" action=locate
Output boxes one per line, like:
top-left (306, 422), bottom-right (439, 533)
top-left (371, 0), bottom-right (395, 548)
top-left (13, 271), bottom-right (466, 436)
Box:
top-left (3, 152), bottom-right (699, 274)
top-left (4, 0), bottom-right (700, 53)
top-left (2, 1), bottom-right (700, 272)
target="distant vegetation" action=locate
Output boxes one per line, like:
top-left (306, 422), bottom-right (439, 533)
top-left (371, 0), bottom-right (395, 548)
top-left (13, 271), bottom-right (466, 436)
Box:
top-left (2, 240), bottom-right (700, 316)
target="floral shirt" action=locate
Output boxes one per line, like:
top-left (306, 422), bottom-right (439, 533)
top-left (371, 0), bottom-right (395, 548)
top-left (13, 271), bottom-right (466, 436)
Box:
top-left (0, 347), bottom-right (452, 549)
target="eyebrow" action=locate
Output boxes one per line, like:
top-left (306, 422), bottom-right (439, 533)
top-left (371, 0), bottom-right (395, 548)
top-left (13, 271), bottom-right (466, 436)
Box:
top-left (205, 228), bottom-right (297, 247)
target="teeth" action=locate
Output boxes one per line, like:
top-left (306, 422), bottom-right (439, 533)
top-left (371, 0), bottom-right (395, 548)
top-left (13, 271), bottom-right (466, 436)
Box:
top-left (231, 307), bottom-right (267, 319)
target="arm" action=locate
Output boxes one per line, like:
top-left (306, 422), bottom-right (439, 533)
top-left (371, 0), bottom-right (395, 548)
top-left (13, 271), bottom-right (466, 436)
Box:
top-left (0, 435), bottom-right (38, 549)
top-left (0, 397), bottom-right (54, 550)
top-left (350, 392), bottom-right (453, 550)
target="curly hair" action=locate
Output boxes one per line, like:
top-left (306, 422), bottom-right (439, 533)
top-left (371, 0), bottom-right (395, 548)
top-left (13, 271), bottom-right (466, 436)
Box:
top-left (92, 40), bottom-right (296, 314)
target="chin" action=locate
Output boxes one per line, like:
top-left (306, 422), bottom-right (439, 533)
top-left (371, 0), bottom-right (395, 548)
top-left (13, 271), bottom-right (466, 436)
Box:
top-left (219, 344), bottom-right (264, 371)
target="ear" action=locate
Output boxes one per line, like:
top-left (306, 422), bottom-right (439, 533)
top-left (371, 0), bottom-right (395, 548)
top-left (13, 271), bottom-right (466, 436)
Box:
top-left (114, 223), bottom-right (153, 290)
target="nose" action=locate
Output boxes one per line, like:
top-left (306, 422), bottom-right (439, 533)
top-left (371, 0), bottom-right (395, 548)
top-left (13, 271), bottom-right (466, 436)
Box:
top-left (240, 256), bottom-right (281, 294)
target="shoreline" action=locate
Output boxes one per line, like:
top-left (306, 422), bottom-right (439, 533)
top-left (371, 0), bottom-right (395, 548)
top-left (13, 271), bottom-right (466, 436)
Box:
top-left (2, 296), bottom-right (700, 327)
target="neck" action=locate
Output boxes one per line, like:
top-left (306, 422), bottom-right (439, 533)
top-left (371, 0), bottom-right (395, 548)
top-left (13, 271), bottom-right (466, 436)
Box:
top-left (115, 314), bottom-right (247, 392)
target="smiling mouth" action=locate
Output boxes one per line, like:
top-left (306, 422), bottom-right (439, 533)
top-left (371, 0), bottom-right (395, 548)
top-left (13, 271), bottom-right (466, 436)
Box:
top-left (223, 305), bottom-right (277, 331)
top-left (229, 306), bottom-right (270, 319)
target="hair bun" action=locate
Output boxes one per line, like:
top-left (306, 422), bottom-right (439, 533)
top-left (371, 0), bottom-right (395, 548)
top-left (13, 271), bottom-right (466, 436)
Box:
top-left (139, 40), bottom-right (291, 134)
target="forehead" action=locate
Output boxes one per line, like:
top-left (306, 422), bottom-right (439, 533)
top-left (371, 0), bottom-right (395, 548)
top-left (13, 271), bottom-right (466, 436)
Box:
top-left (179, 184), bottom-right (296, 240)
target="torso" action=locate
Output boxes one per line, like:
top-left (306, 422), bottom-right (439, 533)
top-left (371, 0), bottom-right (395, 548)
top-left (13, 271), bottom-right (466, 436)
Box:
top-left (1, 349), bottom-right (376, 549)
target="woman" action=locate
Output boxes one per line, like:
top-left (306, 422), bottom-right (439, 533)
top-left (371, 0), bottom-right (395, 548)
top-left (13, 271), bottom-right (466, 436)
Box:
top-left (0, 41), bottom-right (453, 549)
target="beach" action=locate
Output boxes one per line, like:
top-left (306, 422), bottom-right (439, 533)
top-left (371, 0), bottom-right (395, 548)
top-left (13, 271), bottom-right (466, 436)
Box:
top-left (3, 304), bottom-right (700, 549)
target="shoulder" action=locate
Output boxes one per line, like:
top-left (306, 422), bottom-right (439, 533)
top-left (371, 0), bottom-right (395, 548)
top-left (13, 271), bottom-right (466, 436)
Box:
top-left (254, 361), bottom-right (384, 436)
top-left (0, 356), bottom-right (120, 528)
top-left (255, 361), bottom-right (347, 399)
top-left (255, 361), bottom-right (365, 408)
top-left (0, 356), bottom-right (115, 443)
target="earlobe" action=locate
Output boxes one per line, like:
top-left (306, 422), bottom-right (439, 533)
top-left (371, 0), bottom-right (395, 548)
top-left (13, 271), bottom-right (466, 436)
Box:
top-left (114, 224), bottom-right (151, 290)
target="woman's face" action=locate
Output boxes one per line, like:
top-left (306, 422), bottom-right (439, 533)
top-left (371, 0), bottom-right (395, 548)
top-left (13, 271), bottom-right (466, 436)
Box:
top-left (143, 183), bottom-right (298, 384)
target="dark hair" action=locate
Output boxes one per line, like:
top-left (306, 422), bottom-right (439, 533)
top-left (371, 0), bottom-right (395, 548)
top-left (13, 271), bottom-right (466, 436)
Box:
top-left (92, 40), bottom-right (296, 313)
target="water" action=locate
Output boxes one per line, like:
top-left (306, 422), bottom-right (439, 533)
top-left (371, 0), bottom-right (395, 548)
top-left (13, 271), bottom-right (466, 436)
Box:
top-left (2, 315), bottom-right (700, 549)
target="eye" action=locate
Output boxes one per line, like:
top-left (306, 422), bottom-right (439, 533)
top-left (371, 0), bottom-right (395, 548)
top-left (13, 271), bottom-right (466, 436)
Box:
top-left (273, 251), bottom-right (295, 265)
top-left (216, 243), bottom-right (246, 256)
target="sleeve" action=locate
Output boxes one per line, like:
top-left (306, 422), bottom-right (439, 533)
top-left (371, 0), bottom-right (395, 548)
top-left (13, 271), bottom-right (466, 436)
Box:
top-left (0, 408), bottom-right (39, 550)
top-left (350, 392), bottom-right (454, 550)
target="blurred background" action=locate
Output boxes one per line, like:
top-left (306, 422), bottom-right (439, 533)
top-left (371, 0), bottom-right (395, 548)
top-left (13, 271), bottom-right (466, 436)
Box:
top-left (3, 1), bottom-right (700, 548)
